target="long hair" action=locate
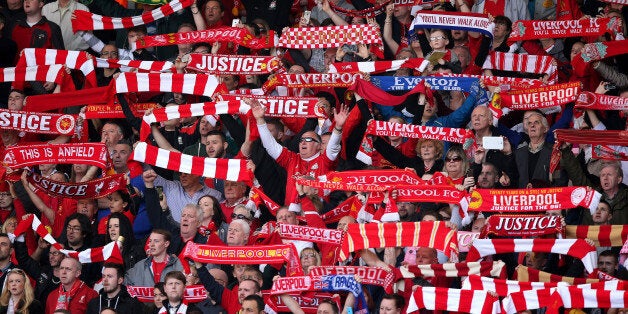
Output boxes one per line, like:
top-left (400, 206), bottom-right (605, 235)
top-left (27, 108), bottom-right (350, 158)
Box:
top-left (0, 269), bottom-right (35, 314)
top-left (105, 212), bottom-right (135, 252)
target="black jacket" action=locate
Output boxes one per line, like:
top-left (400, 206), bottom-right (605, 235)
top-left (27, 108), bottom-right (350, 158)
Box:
top-left (86, 285), bottom-right (144, 314)
top-left (14, 240), bottom-right (58, 303)
top-left (0, 299), bottom-right (43, 314)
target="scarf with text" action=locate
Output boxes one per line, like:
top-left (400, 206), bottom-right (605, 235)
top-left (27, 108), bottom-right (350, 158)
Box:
top-left (271, 275), bottom-right (363, 298)
top-left (393, 0), bottom-right (452, 6)
top-left (25, 172), bottom-right (126, 199)
top-left (219, 94), bottom-right (325, 119)
top-left (3, 143), bottom-right (109, 170)
top-left (551, 129), bottom-right (628, 172)
top-left (328, 58), bottom-right (430, 74)
top-left (458, 231), bottom-right (480, 252)
top-left (309, 266), bottom-right (394, 293)
top-left (576, 91), bottom-right (628, 110)
top-left (14, 214), bottom-right (123, 263)
top-left (326, 169), bottom-right (424, 186)
top-left (495, 82), bottom-right (580, 109)
top-left (366, 184), bottom-right (465, 204)
top-left (321, 195), bottom-right (363, 223)
top-left (599, 0), bottom-right (627, 5)
top-left (370, 75), bottom-right (479, 91)
top-left (71, 0), bottom-right (193, 31)
top-left (348, 77), bottom-right (445, 108)
top-left (113, 72), bottom-right (220, 96)
top-left (296, 177), bottom-right (387, 192)
top-left (398, 261), bottom-right (507, 279)
top-left (565, 225), bottom-right (628, 247)
top-left (480, 214), bottom-right (563, 238)
top-left (328, 0), bottom-right (390, 18)
top-left (592, 144), bottom-right (628, 161)
top-left (482, 51), bottom-right (557, 84)
top-left (19, 48), bottom-right (97, 87)
top-left (132, 28), bottom-right (276, 50)
top-left (364, 120), bottom-right (474, 148)
top-left (508, 18), bottom-right (621, 43)
top-left (278, 224), bottom-right (344, 245)
top-left (265, 292), bottom-right (337, 314)
top-left (339, 221), bottom-right (458, 261)
top-left (54, 280), bottom-right (86, 310)
top-left (0, 65), bottom-right (65, 85)
top-left (127, 285), bottom-right (208, 302)
top-left (263, 73), bottom-right (364, 93)
top-left (467, 238), bottom-right (597, 273)
top-left (0, 109), bottom-right (77, 136)
top-left (186, 53), bottom-right (281, 75)
top-left (139, 100), bottom-right (249, 140)
top-left (85, 102), bottom-right (160, 119)
top-left (24, 86), bottom-right (109, 112)
top-left (95, 58), bottom-right (174, 73)
top-left (409, 11), bottom-right (494, 38)
top-left (407, 286), bottom-right (500, 314)
top-left (131, 142), bottom-right (253, 184)
top-left (278, 25), bottom-right (382, 50)
top-left (462, 275), bottom-right (567, 297)
top-left (514, 265), bottom-right (600, 284)
top-left (466, 186), bottom-right (601, 214)
top-left (181, 240), bottom-right (294, 264)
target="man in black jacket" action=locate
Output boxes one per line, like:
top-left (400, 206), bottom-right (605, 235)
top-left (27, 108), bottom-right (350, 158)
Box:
top-left (86, 263), bottom-right (144, 314)
top-left (14, 234), bottom-right (63, 306)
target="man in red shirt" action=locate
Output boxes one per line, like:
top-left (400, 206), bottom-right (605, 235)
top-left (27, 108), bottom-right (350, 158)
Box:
top-left (46, 257), bottom-right (98, 314)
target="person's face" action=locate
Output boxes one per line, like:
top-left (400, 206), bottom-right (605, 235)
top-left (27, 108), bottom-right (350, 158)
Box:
top-left (570, 42), bottom-right (584, 60)
top-left (593, 203), bottom-right (612, 224)
top-left (108, 192), bottom-right (127, 213)
top-left (2, 219), bottom-right (15, 234)
top-left (38, 163), bottom-right (55, 175)
top-left (180, 207), bottom-right (201, 236)
top-left (0, 237), bottom-right (11, 262)
top-left (525, 252), bottom-right (546, 269)
top-left (100, 44), bottom-right (119, 60)
top-left (324, 49), bottom-right (337, 68)
top-left (108, 218), bottom-right (121, 242)
top-left (66, 219), bottom-right (84, 247)
top-left (415, 247), bottom-right (437, 265)
top-left (179, 172), bottom-right (200, 189)
top-left (451, 30), bottom-right (467, 41)
top-left (227, 223), bottom-right (247, 246)
top-left (472, 217), bottom-right (486, 233)
top-left (23, 0), bottom-right (43, 15)
top-left (165, 278), bottom-right (185, 302)
top-left (198, 196), bottom-right (215, 221)
top-left (0, 191), bottom-right (12, 208)
top-left (276, 209), bottom-right (298, 225)
top-left (203, 0), bottom-right (223, 25)
top-left (429, 31), bottom-right (449, 50)
top-left (387, 117), bottom-right (405, 141)
top-left (396, 50), bottom-right (414, 60)
top-left (300, 250), bottom-right (319, 269)
top-left (600, 166), bottom-right (622, 193)
top-left (493, 22), bottom-right (509, 38)
top-left (393, 5), bottom-right (410, 18)
top-left (76, 199), bottom-right (96, 218)
top-left (238, 281), bottom-right (257, 304)
top-left (525, 114), bottom-right (546, 138)
top-left (299, 132), bottom-right (322, 159)
top-left (49, 247), bottom-right (64, 267)
top-left (422, 101), bottom-right (437, 118)
top-left (221, 75), bottom-right (239, 90)
top-left (445, 152), bottom-right (464, 174)
top-left (72, 164), bottom-right (88, 176)
top-left (59, 258), bottom-right (81, 285)
top-left (102, 267), bottom-right (122, 294)
top-left (7, 91), bottom-right (24, 111)
top-left (148, 233), bottom-right (169, 257)
top-left (288, 65), bottom-right (305, 74)
top-left (397, 202), bottom-right (416, 219)
top-left (379, 299), bottom-right (400, 314)
top-left (598, 255), bottom-right (618, 275)
top-left (6, 273), bottom-right (25, 297)
top-left (418, 141), bottom-right (437, 161)
top-left (241, 300), bottom-right (262, 314)
top-left (112, 144), bottom-right (131, 172)
top-left (478, 165), bottom-right (498, 188)
top-left (205, 134), bottom-right (226, 158)
top-left (317, 303), bottom-right (336, 314)
top-left (224, 181), bottom-right (246, 201)
top-left (336, 216), bottom-right (355, 230)
top-left (127, 30), bottom-right (145, 44)
top-left (471, 106), bottom-right (491, 131)
top-left (101, 124), bottom-right (123, 148)
top-left (453, 47), bottom-right (469, 68)
top-left (266, 123), bottom-right (282, 141)
top-left (422, 214), bottom-right (437, 222)
top-left (199, 117), bottom-right (215, 136)
top-left (153, 288), bottom-right (167, 308)
top-left (6, 0), bottom-right (22, 10)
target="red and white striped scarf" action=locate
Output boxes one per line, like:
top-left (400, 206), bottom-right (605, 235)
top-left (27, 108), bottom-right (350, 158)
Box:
top-left (462, 275), bottom-right (567, 297)
top-left (593, 144), bottom-right (628, 161)
top-left (3, 143), bottom-right (110, 170)
top-left (551, 129), bottom-right (628, 172)
top-left (0, 65), bottom-right (64, 84)
top-left (19, 48), bottom-right (97, 87)
top-left (599, 0), bottom-right (627, 5)
top-left (84, 102), bottom-right (160, 119)
top-left (328, 58), bottom-right (430, 74)
top-left (113, 72), bottom-right (220, 96)
top-left (467, 238), bottom-right (597, 273)
top-left (576, 91), bottom-right (628, 110)
top-left (514, 265), bottom-right (600, 284)
top-left (508, 18), bottom-right (622, 43)
top-left (565, 225), bottom-right (628, 247)
top-left (407, 286), bottom-right (500, 314)
top-left (186, 53), bottom-right (281, 75)
top-left (131, 142), bottom-right (253, 184)
top-left (132, 28), bottom-right (276, 51)
top-left (278, 25), bottom-right (382, 50)
top-left (398, 261), bottom-right (507, 279)
top-left (458, 231), bottom-right (480, 252)
top-left (139, 100), bottom-right (249, 140)
top-left (501, 286), bottom-right (558, 314)
top-left (249, 186), bottom-right (280, 215)
top-left (482, 51), bottom-right (557, 84)
top-left (14, 214), bottom-right (123, 264)
top-left (71, 0), bottom-right (193, 31)
top-left (496, 81), bottom-right (580, 109)
top-left (339, 221), bottom-right (458, 261)
top-left (95, 58), bottom-right (175, 73)
top-left (548, 286), bottom-right (628, 314)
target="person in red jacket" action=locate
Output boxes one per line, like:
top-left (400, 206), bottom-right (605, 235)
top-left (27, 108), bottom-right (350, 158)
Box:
top-left (46, 257), bottom-right (98, 314)
top-left (8, 0), bottom-right (64, 58)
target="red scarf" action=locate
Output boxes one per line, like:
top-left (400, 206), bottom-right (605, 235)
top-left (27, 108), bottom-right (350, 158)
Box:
top-left (19, 48), bottom-right (97, 88)
top-left (496, 82), bottom-right (580, 109)
top-left (25, 172), bottom-right (125, 199)
top-left (328, 0), bottom-right (390, 18)
top-left (278, 24), bottom-right (382, 50)
top-left (576, 91), bottom-right (628, 110)
top-left (186, 53), bottom-right (281, 74)
top-left (249, 187), bottom-right (280, 215)
top-left (296, 177), bottom-right (387, 192)
top-left (0, 109), bottom-right (77, 136)
top-left (565, 224), bottom-right (628, 247)
top-left (219, 94), bottom-right (325, 119)
top-left (263, 73), bottom-right (364, 93)
top-left (508, 18), bottom-right (621, 43)
top-left (84, 102), bottom-right (159, 119)
top-left (309, 266), bottom-right (394, 293)
top-left (328, 58), bottom-right (430, 74)
top-left (593, 144), bottom-right (628, 161)
top-left (113, 72), bottom-right (220, 97)
top-left (480, 214), bottom-right (563, 238)
top-left (462, 275), bottom-right (564, 297)
top-left (127, 285), bottom-right (208, 303)
top-left (483, 51), bottom-right (558, 84)
top-left (278, 224), bottom-right (344, 245)
top-left (550, 129), bottom-right (628, 172)
top-left (24, 86), bottom-right (110, 112)
top-left (95, 58), bottom-right (174, 73)
top-left (408, 286), bottom-right (500, 314)
top-left (320, 195), bottom-right (363, 223)
top-left (3, 143), bottom-right (110, 170)
top-left (55, 280), bottom-right (84, 310)
top-left (367, 184), bottom-right (465, 204)
top-left (399, 261), bottom-right (507, 279)
top-left (133, 28), bottom-right (275, 50)
top-left (0, 65), bottom-right (65, 85)
top-left (514, 265), bottom-right (599, 284)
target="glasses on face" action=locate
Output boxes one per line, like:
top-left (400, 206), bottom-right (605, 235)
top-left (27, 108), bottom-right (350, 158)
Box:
top-left (429, 36), bottom-right (447, 41)
top-left (300, 137), bottom-right (320, 144)
top-left (301, 253), bottom-right (317, 259)
top-left (66, 225), bottom-right (82, 232)
top-left (446, 156), bottom-right (463, 163)
top-left (231, 213), bottom-right (251, 221)
top-left (0, 193), bottom-right (11, 197)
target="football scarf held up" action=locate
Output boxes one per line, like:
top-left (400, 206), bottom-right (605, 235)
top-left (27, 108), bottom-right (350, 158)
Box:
top-left (0, 109), bottom-right (77, 136)
top-left (19, 48), bottom-right (97, 88)
top-left (0, 65), bottom-right (65, 85)
top-left (482, 51), bottom-right (558, 84)
top-left (495, 82), bottom-right (580, 109)
top-left (132, 28), bottom-right (276, 50)
top-left (508, 18), bottom-right (622, 43)
top-left (398, 261), bottom-right (507, 279)
top-left (409, 11), bottom-right (494, 38)
top-left (575, 91), bottom-right (628, 111)
top-left (186, 54), bottom-right (281, 75)
top-left (550, 129), bottom-right (628, 172)
top-left (113, 72), bottom-right (220, 96)
top-left (218, 94), bottom-right (326, 119)
top-left (278, 224), bottom-right (344, 246)
top-left (25, 172), bottom-right (126, 199)
top-left (328, 58), bottom-right (430, 74)
top-left (278, 24), bottom-right (382, 50)
top-left (127, 285), bottom-right (208, 303)
top-left (3, 143), bottom-right (110, 171)
top-left (480, 214), bottom-right (563, 238)
top-left (263, 73), bottom-right (364, 92)
top-left (370, 75), bottom-right (479, 91)
top-left (364, 120), bottom-right (475, 146)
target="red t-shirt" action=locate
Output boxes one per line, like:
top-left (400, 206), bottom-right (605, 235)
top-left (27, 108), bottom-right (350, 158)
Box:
top-left (152, 260), bottom-right (168, 283)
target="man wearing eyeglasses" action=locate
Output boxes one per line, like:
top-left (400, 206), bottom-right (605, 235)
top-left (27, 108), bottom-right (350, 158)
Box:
top-left (251, 99), bottom-right (350, 205)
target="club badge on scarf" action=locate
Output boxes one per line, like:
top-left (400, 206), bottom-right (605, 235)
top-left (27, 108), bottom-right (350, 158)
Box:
top-left (495, 82), bottom-right (580, 110)
top-left (575, 91), bottom-right (628, 111)
top-left (186, 53), bottom-right (281, 74)
top-left (25, 172), bottom-right (126, 199)
top-left (0, 109), bottom-right (76, 135)
top-left (3, 143), bottom-right (110, 170)
top-left (219, 94), bottom-right (326, 119)
top-left (508, 18), bottom-right (622, 43)
top-left (480, 214), bottom-right (563, 238)
top-left (370, 75), bottom-right (479, 91)
top-left (328, 58), bottom-right (430, 74)
top-left (133, 27), bottom-right (276, 50)
top-left (263, 73), bottom-right (364, 93)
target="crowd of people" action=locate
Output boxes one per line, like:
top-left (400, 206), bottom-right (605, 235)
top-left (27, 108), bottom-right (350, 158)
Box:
top-left (0, 0), bottom-right (627, 312)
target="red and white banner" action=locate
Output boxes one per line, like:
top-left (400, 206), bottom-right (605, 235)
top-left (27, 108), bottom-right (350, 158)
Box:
top-left (0, 65), bottom-right (65, 84)
top-left (466, 186), bottom-right (601, 214)
top-left (325, 169), bottom-right (424, 186)
top-left (186, 54), bottom-right (281, 75)
top-left (84, 102), bottom-right (160, 119)
top-left (127, 285), bottom-right (208, 303)
top-left (483, 51), bottom-right (558, 84)
top-left (0, 109), bottom-right (76, 135)
top-left (71, 0), bottom-right (193, 31)
top-left (278, 25), bottom-right (382, 50)
top-left (367, 184), bottom-right (465, 204)
top-left (407, 286), bottom-right (500, 314)
top-left (501, 286), bottom-right (558, 314)
top-left (133, 28), bottom-right (276, 50)
top-left (263, 73), bottom-right (364, 92)
top-left (461, 275), bottom-right (566, 297)
top-left (278, 224), bottom-right (344, 245)
top-left (131, 142), bottom-right (253, 184)
top-left (219, 94), bottom-right (325, 119)
top-left (308, 266), bottom-right (394, 292)
top-left (113, 72), bottom-right (220, 96)
top-left (481, 214), bottom-right (563, 238)
top-left (26, 172), bottom-right (126, 199)
top-left (365, 120), bottom-right (475, 144)
top-left (19, 48), bottom-right (96, 87)
top-left (328, 58), bottom-right (430, 74)
top-left (95, 58), bottom-right (174, 73)
top-left (565, 224), bottom-right (628, 247)
top-left (297, 177), bottom-right (387, 192)
top-left (409, 11), bottom-right (494, 38)
top-left (576, 91), bottom-right (628, 110)
top-left (497, 82), bottom-right (580, 109)
top-left (508, 18), bottom-right (622, 43)
top-left (182, 241), bottom-right (295, 265)
top-left (458, 231), bottom-right (480, 252)
top-left (398, 261), bottom-right (507, 279)
top-left (3, 143), bottom-right (110, 170)
top-left (467, 238), bottom-right (597, 273)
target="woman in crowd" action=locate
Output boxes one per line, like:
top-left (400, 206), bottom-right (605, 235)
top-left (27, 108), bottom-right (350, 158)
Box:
top-left (0, 269), bottom-right (43, 313)
top-left (197, 194), bottom-right (228, 243)
top-left (105, 212), bottom-right (145, 270)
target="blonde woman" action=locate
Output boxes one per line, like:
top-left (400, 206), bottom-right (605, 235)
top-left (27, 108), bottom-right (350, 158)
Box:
top-left (0, 269), bottom-right (43, 314)
top-left (300, 247), bottom-right (321, 275)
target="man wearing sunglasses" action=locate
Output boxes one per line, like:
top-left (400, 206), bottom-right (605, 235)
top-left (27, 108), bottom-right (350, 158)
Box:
top-left (250, 99), bottom-right (350, 204)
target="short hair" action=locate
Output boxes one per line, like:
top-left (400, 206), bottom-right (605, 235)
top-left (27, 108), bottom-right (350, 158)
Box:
top-left (154, 282), bottom-right (165, 293)
top-left (178, 22), bottom-right (196, 31)
top-left (198, 194), bottom-right (226, 226)
top-left (318, 299), bottom-right (340, 314)
top-left (315, 91), bottom-right (336, 108)
top-left (103, 263), bottom-right (125, 278)
top-left (243, 294), bottom-right (264, 311)
top-left (481, 162), bottom-right (500, 176)
top-left (163, 271), bottom-right (186, 285)
top-left (601, 161), bottom-right (623, 179)
top-left (265, 118), bottom-right (285, 133)
top-left (151, 229), bottom-right (172, 243)
top-left (416, 139), bottom-right (444, 159)
top-left (206, 130), bottom-right (227, 142)
top-left (240, 279), bottom-right (261, 293)
top-left (8, 89), bottom-right (25, 97)
top-left (382, 293), bottom-right (406, 310)
top-left (598, 199), bottom-right (612, 213)
top-left (0, 233), bottom-right (11, 248)
top-left (63, 213), bottom-right (93, 246)
top-left (127, 25), bottom-right (147, 35)
top-left (53, 310), bottom-right (71, 314)
top-left (230, 219), bottom-right (251, 238)
top-left (183, 204), bottom-right (204, 222)
top-left (493, 15), bottom-right (512, 32)
top-left (62, 257), bottom-right (82, 271)
top-left (523, 111), bottom-right (549, 133)
top-left (203, 0), bottom-right (224, 12)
